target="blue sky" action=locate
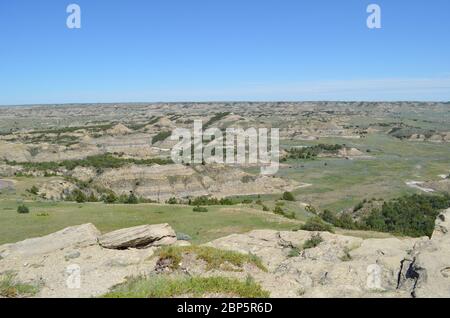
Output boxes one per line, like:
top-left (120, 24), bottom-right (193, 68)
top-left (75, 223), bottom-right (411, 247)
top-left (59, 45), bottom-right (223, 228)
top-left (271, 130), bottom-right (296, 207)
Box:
top-left (0, 0), bottom-right (449, 105)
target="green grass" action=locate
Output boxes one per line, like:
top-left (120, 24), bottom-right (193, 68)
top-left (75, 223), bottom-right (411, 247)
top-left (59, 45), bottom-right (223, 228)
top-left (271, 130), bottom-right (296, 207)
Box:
top-left (0, 200), bottom-right (295, 245)
top-left (156, 246), bottom-right (267, 272)
top-left (0, 272), bottom-right (40, 298)
top-left (102, 275), bottom-right (270, 298)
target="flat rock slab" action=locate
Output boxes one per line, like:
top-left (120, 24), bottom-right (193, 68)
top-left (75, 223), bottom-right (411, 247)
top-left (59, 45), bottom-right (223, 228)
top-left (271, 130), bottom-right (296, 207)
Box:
top-left (99, 223), bottom-right (177, 249)
top-left (0, 223), bottom-right (100, 259)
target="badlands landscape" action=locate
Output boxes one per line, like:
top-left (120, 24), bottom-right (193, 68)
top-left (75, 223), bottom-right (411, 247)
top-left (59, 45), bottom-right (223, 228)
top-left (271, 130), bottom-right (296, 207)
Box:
top-left (1, 101), bottom-right (450, 298)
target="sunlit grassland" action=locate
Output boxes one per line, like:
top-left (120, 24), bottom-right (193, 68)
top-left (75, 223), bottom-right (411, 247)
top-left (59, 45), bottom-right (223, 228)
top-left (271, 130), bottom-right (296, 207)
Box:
top-left (0, 199), bottom-right (297, 245)
top-left (279, 134), bottom-right (450, 212)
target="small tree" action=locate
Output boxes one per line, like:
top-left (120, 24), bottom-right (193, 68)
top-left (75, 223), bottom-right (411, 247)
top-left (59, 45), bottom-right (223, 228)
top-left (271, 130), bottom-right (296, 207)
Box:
top-left (321, 209), bottom-right (338, 224)
top-left (282, 192), bottom-right (295, 201)
top-left (17, 205), bottom-right (30, 214)
top-left (73, 190), bottom-right (87, 203)
top-left (103, 192), bottom-right (118, 204)
top-left (125, 192), bottom-right (138, 204)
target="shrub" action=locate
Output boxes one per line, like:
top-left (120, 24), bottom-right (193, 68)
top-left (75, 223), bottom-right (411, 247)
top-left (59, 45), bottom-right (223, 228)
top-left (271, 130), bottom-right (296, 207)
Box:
top-left (193, 206), bottom-right (208, 213)
top-left (303, 234), bottom-right (323, 250)
top-left (288, 248), bottom-right (301, 258)
top-left (336, 213), bottom-right (357, 230)
top-left (273, 206), bottom-right (284, 215)
top-left (282, 191), bottom-right (295, 201)
top-left (166, 197), bottom-right (178, 205)
top-left (125, 193), bottom-right (138, 204)
top-left (301, 217), bottom-right (334, 233)
top-left (273, 206), bottom-right (296, 219)
top-left (73, 190), bottom-right (87, 203)
top-left (321, 209), bottom-right (338, 224)
top-left (156, 246), bottom-right (266, 272)
top-left (103, 192), bottom-right (118, 204)
top-left (0, 272), bottom-right (40, 298)
top-left (29, 185), bottom-right (39, 195)
top-left (17, 205), bottom-right (30, 214)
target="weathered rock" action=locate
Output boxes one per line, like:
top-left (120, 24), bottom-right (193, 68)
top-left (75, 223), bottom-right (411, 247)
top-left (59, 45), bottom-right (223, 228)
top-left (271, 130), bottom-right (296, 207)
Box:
top-left (397, 208), bottom-right (450, 297)
top-left (0, 224), bottom-right (100, 260)
top-left (206, 208), bottom-right (450, 298)
top-left (0, 224), bottom-right (158, 298)
top-left (99, 224), bottom-right (177, 249)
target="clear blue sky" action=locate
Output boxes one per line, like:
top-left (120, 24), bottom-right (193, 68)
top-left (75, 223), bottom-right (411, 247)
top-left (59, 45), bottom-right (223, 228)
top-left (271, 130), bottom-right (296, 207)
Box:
top-left (0, 0), bottom-right (449, 105)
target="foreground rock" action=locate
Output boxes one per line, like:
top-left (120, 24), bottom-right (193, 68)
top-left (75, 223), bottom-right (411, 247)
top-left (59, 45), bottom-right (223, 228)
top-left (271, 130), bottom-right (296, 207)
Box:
top-left (206, 208), bottom-right (450, 298)
top-left (99, 224), bottom-right (177, 249)
top-left (0, 223), bottom-right (176, 298)
top-left (0, 224), bottom-right (100, 259)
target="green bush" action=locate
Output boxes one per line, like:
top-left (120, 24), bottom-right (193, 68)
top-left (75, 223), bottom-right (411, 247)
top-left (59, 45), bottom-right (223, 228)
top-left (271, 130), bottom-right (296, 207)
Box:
top-left (282, 191), bottom-right (295, 201)
top-left (166, 197), bottom-right (178, 205)
top-left (17, 205), bottom-right (30, 214)
top-left (190, 196), bottom-right (235, 206)
top-left (193, 206), bottom-right (208, 213)
top-left (361, 194), bottom-right (450, 237)
top-left (273, 206), bottom-right (296, 219)
top-left (29, 185), bottom-right (39, 195)
top-left (103, 192), bottom-right (118, 204)
top-left (301, 217), bottom-right (334, 233)
top-left (321, 209), bottom-right (338, 224)
top-left (323, 194), bottom-right (450, 238)
top-left (303, 234), bottom-right (323, 250)
top-left (73, 189), bottom-right (87, 203)
top-left (125, 193), bottom-right (138, 204)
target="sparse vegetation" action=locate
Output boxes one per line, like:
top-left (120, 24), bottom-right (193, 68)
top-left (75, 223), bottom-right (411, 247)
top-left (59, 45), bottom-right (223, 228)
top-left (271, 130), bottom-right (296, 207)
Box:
top-left (28, 185), bottom-right (39, 195)
top-left (273, 206), bottom-right (296, 219)
top-left (286, 144), bottom-right (343, 160)
top-left (204, 112), bottom-right (231, 128)
top-left (190, 196), bottom-right (235, 206)
top-left (300, 216), bottom-right (334, 233)
top-left (156, 245), bottom-right (267, 272)
top-left (303, 233), bottom-right (324, 250)
top-left (288, 247), bottom-right (301, 258)
top-left (5, 154), bottom-right (173, 172)
top-left (0, 272), bottom-right (40, 298)
top-left (102, 275), bottom-right (269, 298)
top-left (152, 131), bottom-right (172, 144)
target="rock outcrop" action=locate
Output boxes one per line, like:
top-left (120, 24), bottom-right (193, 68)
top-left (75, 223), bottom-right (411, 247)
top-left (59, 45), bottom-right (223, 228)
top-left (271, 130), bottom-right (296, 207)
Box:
top-left (99, 224), bottom-right (177, 249)
top-left (0, 223), bottom-right (177, 298)
top-left (93, 164), bottom-right (301, 201)
top-left (206, 208), bottom-right (450, 298)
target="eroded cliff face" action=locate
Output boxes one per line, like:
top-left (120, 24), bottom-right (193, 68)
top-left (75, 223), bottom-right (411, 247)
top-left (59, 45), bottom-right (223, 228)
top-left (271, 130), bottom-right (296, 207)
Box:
top-left (92, 164), bottom-right (302, 201)
top-left (1, 209), bottom-right (449, 298)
